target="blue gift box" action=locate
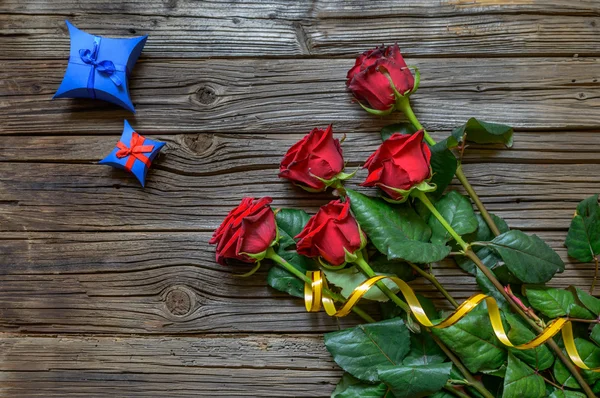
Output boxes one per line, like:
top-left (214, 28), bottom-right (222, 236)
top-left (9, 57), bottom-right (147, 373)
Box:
top-left (53, 21), bottom-right (147, 113)
top-left (99, 120), bottom-right (165, 187)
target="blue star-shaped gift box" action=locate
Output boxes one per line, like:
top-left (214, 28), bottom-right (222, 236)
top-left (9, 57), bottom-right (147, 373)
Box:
top-left (53, 21), bottom-right (147, 113)
top-left (99, 120), bottom-right (165, 186)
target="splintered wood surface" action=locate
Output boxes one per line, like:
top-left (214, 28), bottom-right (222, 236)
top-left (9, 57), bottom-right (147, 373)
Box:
top-left (1, 1), bottom-right (600, 396)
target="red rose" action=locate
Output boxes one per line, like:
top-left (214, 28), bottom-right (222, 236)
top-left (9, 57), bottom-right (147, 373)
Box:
top-left (279, 125), bottom-right (345, 192)
top-left (295, 199), bottom-right (364, 266)
top-left (346, 44), bottom-right (414, 112)
top-left (210, 197), bottom-right (277, 265)
top-left (361, 130), bottom-right (431, 201)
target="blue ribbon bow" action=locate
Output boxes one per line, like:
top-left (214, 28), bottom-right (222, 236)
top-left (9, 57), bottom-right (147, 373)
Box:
top-left (77, 37), bottom-right (123, 98)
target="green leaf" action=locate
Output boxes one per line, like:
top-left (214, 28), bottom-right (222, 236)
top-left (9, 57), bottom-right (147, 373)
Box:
top-left (476, 268), bottom-right (510, 311)
top-left (347, 190), bottom-right (450, 263)
top-left (503, 353), bottom-right (546, 398)
top-left (565, 194), bottom-right (600, 263)
top-left (380, 123), bottom-right (418, 142)
top-left (429, 392), bottom-right (455, 398)
top-left (428, 191), bottom-right (478, 245)
top-left (275, 208), bottom-right (310, 247)
top-left (324, 266), bottom-right (401, 302)
top-left (324, 318), bottom-right (411, 382)
top-left (487, 230), bottom-right (565, 283)
top-left (429, 141), bottom-right (458, 199)
top-left (549, 390), bottom-right (587, 398)
top-left (432, 306), bottom-right (507, 373)
top-left (332, 373), bottom-right (390, 398)
top-left (378, 362), bottom-right (452, 398)
top-left (591, 324), bottom-right (600, 346)
top-left (452, 118), bottom-right (514, 148)
top-left (504, 313), bottom-right (555, 370)
top-left (369, 254), bottom-right (415, 282)
top-left (554, 337), bottom-right (600, 388)
top-left (570, 286), bottom-right (600, 316)
top-left (402, 332), bottom-right (447, 366)
top-left (267, 209), bottom-right (314, 298)
top-left (380, 294), bottom-right (436, 321)
top-left (457, 213), bottom-right (510, 274)
top-left (525, 286), bottom-right (594, 319)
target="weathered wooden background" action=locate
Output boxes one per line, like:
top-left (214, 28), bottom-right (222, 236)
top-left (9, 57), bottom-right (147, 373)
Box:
top-left (1, 0), bottom-right (599, 396)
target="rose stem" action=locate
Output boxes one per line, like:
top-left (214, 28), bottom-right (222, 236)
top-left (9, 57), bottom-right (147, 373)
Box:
top-left (443, 384), bottom-right (471, 398)
top-left (408, 262), bottom-right (459, 308)
top-left (396, 97), bottom-right (501, 236)
top-left (414, 190), bottom-right (596, 398)
top-left (354, 250), bottom-right (494, 398)
top-left (266, 248), bottom-right (376, 323)
top-left (354, 250), bottom-right (410, 313)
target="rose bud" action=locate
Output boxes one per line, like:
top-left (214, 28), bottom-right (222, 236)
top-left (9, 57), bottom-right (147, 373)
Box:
top-left (346, 44), bottom-right (416, 114)
top-left (361, 130), bottom-right (434, 202)
top-left (295, 198), bottom-right (366, 267)
top-left (279, 125), bottom-right (353, 192)
top-left (209, 197), bottom-right (277, 265)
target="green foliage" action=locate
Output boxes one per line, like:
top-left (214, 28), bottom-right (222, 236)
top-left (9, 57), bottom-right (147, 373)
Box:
top-left (591, 324), bottom-right (600, 346)
top-left (429, 139), bottom-right (458, 199)
top-left (452, 118), bottom-right (514, 147)
top-left (554, 337), bottom-right (600, 388)
top-left (266, 209), bottom-right (314, 298)
top-left (347, 190), bottom-right (450, 263)
top-left (378, 362), bottom-right (452, 398)
top-left (525, 286), bottom-right (595, 319)
top-left (475, 268), bottom-right (510, 311)
top-left (456, 213), bottom-right (510, 275)
top-left (432, 306), bottom-right (507, 373)
top-left (332, 373), bottom-right (390, 398)
top-left (402, 332), bottom-right (447, 366)
top-left (369, 254), bottom-right (414, 282)
top-left (504, 313), bottom-right (555, 370)
top-left (503, 353), bottom-right (546, 398)
top-left (380, 294), bottom-right (437, 321)
top-left (428, 191), bottom-right (478, 245)
top-left (324, 266), bottom-right (400, 302)
top-left (570, 286), bottom-right (600, 315)
top-left (380, 122), bottom-right (418, 142)
top-left (549, 390), bottom-right (587, 398)
top-left (487, 230), bottom-right (565, 283)
top-left (565, 194), bottom-right (600, 263)
top-left (324, 318), bottom-right (411, 382)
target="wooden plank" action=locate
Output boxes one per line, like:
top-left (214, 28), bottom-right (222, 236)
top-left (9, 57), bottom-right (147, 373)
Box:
top-left (3, 4), bottom-right (600, 59)
top-left (2, 131), bottom-right (600, 165)
top-left (0, 334), bottom-right (340, 397)
top-left (3, 0), bottom-right (598, 18)
top-left (314, 0), bottom-right (600, 17)
top-left (2, 58), bottom-right (600, 135)
top-left (0, 0), bottom-right (311, 18)
top-left (0, 230), bottom-right (591, 334)
top-left (0, 159), bottom-right (598, 232)
top-left (0, 232), bottom-right (364, 333)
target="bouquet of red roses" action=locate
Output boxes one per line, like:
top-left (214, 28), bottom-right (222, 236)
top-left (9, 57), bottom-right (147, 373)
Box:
top-left (210, 45), bottom-right (600, 398)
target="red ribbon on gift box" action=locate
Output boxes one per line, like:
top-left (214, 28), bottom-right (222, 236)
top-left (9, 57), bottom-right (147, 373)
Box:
top-left (115, 132), bottom-right (155, 172)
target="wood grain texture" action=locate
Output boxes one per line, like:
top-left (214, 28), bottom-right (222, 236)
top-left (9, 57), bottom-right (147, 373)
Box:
top-left (0, 230), bottom-right (592, 334)
top-left (0, 334), bottom-right (340, 397)
top-left (2, 0), bottom-right (600, 396)
top-left (0, 159), bottom-right (598, 232)
top-left (2, 2), bottom-right (600, 59)
top-left (2, 58), bottom-right (600, 135)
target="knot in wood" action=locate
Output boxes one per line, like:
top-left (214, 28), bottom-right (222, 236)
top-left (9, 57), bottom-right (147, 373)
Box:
top-left (165, 288), bottom-right (192, 316)
top-left (196, 85), bottom-right (217, 105)
top-left (183, 133), bottom-right (214, 154)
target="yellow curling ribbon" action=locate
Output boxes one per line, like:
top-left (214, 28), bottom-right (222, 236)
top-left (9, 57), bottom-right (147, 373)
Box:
top-left (304, 271), bottom-right (600, 372)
